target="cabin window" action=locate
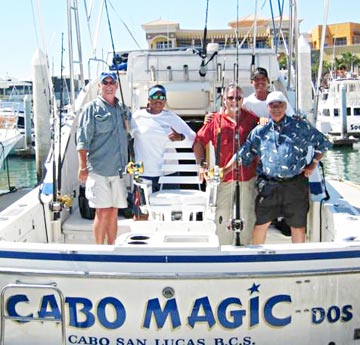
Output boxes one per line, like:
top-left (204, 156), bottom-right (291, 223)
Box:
top-left (354, 108), bottom-right (360, 116)
top-left (322, 109), bottom-right (330, 116)
top-left (347, 107), bottom-right (351, 116)
top-left (334, 109), bottom-right (339, 117)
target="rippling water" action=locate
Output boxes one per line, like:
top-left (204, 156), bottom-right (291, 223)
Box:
top-left (322, 142), bottom-right (360, 184)
top-left (0, 143), bottom-right (359, 193)
top-left (0, 155), bottom-right (37, 193)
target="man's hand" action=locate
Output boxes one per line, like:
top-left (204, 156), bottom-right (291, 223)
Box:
top-left (78, 168), bottom-right (88, 183)
top-left (258, 117), bottom-right (269, 126)
top-left (203, 112), bottom-right (215, 124)
top-left (303, 161), bottom-right (318, 177)
top-left (169, 127), bottom-right (184, 141)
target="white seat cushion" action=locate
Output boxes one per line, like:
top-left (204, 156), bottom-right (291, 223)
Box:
top-left (149, 189), bottom-right (207, 206)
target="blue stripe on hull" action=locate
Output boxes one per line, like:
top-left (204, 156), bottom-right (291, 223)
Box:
top-left (0, 249), bottom-right (359, 263)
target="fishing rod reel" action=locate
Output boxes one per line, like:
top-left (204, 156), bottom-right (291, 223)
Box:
top-left (229, 217), bottom-right (244, 247)
top-left (203, 164), bottom-right (224, 211)
top-left (126, 161), bottom-right (144, 182)
top-left (50, 192), bottom-right (75, 217)
top-left (206, 165), bottom-right (223, 185)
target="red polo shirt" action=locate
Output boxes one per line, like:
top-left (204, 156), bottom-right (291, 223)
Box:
top-left (195, 108), bottom-right (258, 182)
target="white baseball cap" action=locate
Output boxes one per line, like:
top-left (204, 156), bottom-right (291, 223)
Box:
top-left (266, 91), bottom-right (287, 105)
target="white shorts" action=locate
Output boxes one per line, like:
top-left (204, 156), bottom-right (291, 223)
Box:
top-left (85, 172), bottom-right (128, 209)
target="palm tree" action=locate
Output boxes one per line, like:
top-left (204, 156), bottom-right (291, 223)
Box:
top-left (335, 52), bottom-right (360, 73)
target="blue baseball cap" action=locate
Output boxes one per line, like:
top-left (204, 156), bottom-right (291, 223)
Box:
top-left (100, 72), bottom-right (118, 82)
top-left (148, 85), bottom-right (166, 97)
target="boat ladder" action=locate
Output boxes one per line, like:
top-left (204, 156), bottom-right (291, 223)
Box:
top-left (0, 281), bottom-right (66, 345)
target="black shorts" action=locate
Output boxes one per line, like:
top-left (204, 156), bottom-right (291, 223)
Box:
top-left (255, 174), bottom-right (309, 228)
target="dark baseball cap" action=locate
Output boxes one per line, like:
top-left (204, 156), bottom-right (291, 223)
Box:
top-left (251, 67), bottom-right (269, 80)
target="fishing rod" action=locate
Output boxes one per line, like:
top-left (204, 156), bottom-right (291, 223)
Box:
top-left (231, 0), bottom-right (244, 247)
top-left (198, 0), bottom-right (218, 77)
top-left (199, 0), bottom-right (209, 77)
top-left (57, 32), bottom-right (64, 196)
top-left (214, 37), bottom-right (228, 167)
top-left (103, 0), bottom-right (133, 162)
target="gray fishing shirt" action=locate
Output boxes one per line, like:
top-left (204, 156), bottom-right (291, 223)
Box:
top-left (76, 96), bottom-right (129, 176)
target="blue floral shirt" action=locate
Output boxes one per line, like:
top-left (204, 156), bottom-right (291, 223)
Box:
top-left (238, 115), bottom-right (332, 179)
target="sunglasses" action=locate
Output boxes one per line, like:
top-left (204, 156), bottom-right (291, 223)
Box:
top-left (226, 96), bottom-right (243, 101)
top-left (102, 80), bottom-right (117, 86)
top-left (150, 94), bottom-right (166, 100)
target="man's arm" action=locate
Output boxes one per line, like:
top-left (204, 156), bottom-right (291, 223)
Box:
top-left (193, 140), bottom-right (206, 166)
top-left (78, 149), bottom-right (89, 183)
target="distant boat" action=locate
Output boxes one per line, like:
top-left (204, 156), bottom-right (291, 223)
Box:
top-left (0, 101), bottom-right (24, 167)
top-left (0, 77), bottom-right (32, 103)
top-left (316, 76), bottom-right (360, 145)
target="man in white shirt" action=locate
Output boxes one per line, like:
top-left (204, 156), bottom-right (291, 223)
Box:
top-left (243, 67), bottom-right (295, 118)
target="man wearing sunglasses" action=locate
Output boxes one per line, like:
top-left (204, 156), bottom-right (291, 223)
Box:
top-left (77, 72), bottom-right (130, 244)
top-left (130, 84), bottom-right (195, 219)
top-left (193, 83), bottom-right (259, 245)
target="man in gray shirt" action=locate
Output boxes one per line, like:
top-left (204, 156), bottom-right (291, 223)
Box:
top-left (77, 72), bottom-right (130, 244)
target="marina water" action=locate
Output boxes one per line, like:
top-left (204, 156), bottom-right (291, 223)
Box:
top-left (0, 143), bottom-right (359, 193)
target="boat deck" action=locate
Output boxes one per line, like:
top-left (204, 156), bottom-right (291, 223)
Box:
top-left (327, 178), bottom-right (360, 211)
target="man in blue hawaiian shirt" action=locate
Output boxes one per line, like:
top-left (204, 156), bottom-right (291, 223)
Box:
top-left (224, 91), bottom-right (332, 244)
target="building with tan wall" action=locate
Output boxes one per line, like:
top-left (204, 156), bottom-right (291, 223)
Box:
top-left (142, 18), bottom-right (360, 67)
top-left (142, 15), bottom-right (293, 51)
top-left (310, 22), bottom-right (360, 69)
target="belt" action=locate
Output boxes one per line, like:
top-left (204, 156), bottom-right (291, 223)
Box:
top-left (263, 173), bottom-right (304, 183)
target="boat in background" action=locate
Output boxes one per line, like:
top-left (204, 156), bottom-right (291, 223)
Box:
top-left (0, 77), bottom-right (32, 103)
top-left (0, 101), bottom-right (25, 168)
top-left (317, 76), bottom-right (360, 145)
top-left (0, 1), bottom-right (359, 343)
top-left (0, 77), bottom-right (34, 154)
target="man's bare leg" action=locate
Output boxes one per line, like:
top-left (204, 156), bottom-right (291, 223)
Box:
top-left (290, 227), bottom-right (305, 243)
top-left (93, 208), bottom-right (118, 244)
top-left (252, 221), bottom-right (272, 244)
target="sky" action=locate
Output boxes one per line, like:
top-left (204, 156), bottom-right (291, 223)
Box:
top-left (0, 0), bottom-right (358, 80)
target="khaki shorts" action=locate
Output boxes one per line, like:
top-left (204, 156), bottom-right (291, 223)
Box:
top-left (85, 172), bottom-right (128, 209)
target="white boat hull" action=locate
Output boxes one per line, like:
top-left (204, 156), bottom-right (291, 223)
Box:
top-left (0, 242), bottom-right (360, 343)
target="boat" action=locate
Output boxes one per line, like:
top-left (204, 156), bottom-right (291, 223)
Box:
top-left (0, 101), bottom-right (25, 168)
top-left (0, 77), bottom-right (34, 155)
top-left (0, 1), bottom-right (360, 344)
top-left (316, 75), bottom-right (360, 145)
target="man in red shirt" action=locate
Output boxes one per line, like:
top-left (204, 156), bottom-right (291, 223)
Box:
top-left (193, 83), bottom-right (259, 245)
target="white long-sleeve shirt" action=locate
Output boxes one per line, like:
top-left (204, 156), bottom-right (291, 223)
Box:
top-left (130, 109), bottom-right (195, 176)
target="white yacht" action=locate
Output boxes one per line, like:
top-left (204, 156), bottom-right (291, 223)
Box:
top-left (0, 1), bottom-right (359, 344)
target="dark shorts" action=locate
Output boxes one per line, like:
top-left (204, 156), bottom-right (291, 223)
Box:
top-left (255, 174), bottom-right (309, 228)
